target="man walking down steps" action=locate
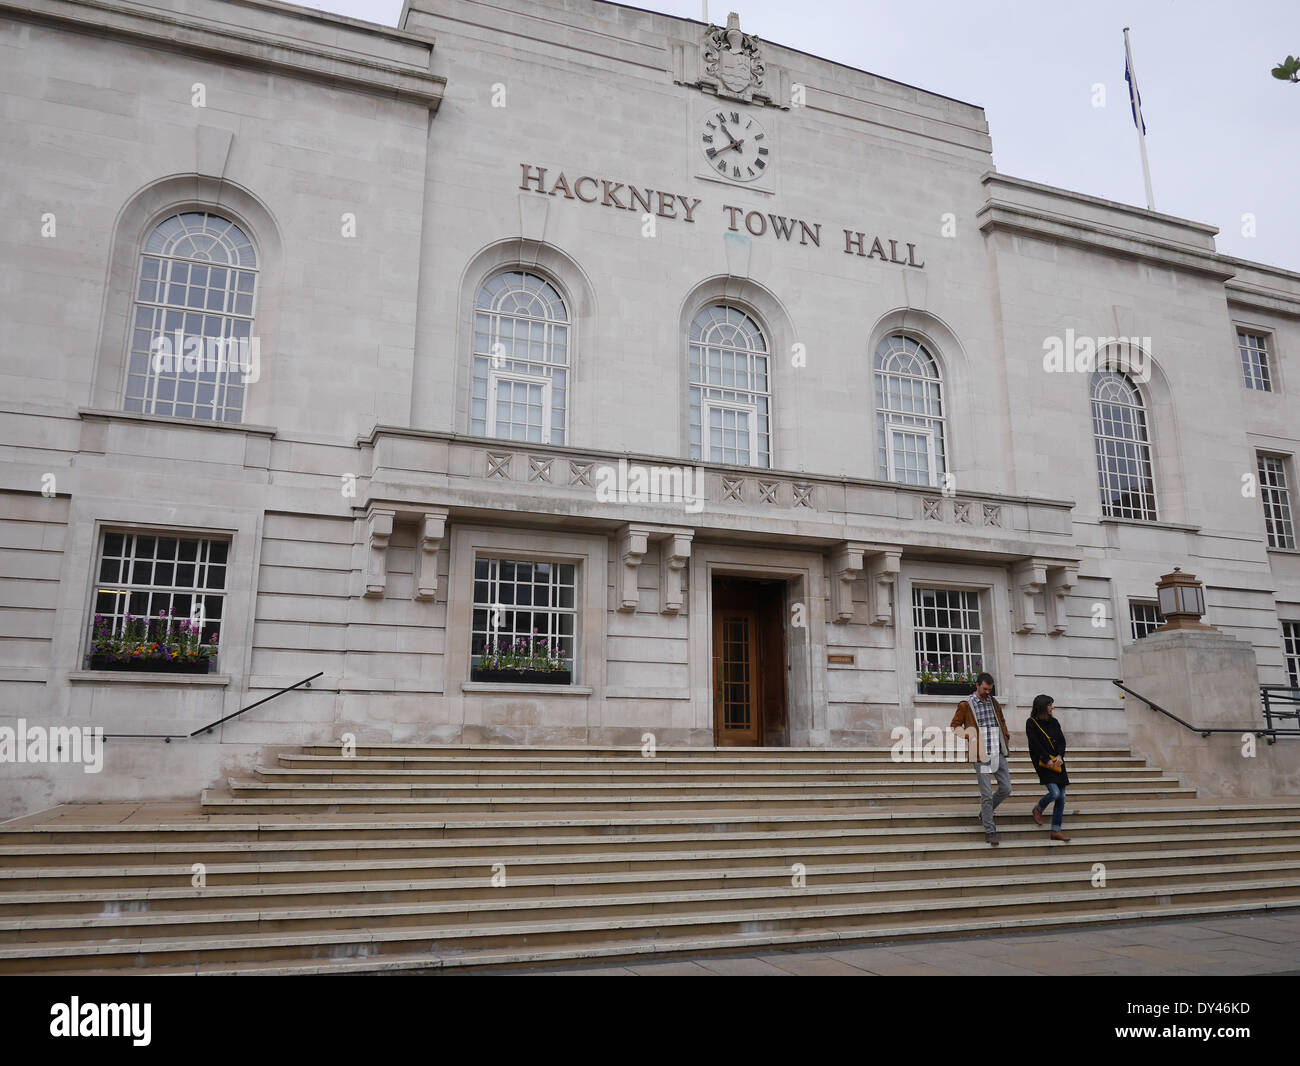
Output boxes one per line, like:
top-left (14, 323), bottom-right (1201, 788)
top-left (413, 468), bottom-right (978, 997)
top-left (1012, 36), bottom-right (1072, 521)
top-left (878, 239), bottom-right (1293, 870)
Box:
top-left (950, 672), bottom-right (1013, 845)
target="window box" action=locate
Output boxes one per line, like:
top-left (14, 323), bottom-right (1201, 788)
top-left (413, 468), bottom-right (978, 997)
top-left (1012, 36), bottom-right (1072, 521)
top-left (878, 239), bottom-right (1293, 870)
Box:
top-left (87, 531), bottom-right (227, 674)
top-left (88, 654), bottom-right (212, 674)
top-left (916, 680), bottom-right (975, 696)
top-left (469, 667), bottom-right (572, 686)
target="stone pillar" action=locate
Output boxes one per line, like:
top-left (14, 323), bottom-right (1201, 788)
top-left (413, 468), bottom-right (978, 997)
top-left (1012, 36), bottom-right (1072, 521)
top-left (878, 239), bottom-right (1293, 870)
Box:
top-left (1120, 628), bottom-right (1299, 798)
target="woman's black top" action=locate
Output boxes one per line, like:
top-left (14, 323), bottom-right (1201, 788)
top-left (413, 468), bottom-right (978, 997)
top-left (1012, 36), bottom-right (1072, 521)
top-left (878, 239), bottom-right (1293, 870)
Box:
top-left (1026, 714), bottom-right (1069, 786)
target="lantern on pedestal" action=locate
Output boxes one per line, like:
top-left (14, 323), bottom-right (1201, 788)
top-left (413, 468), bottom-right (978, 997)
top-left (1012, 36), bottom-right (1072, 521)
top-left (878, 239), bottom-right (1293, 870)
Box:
top-left (1154, 567), bottom-right (1212, 632)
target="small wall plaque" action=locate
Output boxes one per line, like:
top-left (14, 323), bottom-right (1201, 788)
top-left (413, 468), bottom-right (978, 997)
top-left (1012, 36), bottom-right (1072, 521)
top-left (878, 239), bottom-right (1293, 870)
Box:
top-left (827, 653), bottom-right (854, 665)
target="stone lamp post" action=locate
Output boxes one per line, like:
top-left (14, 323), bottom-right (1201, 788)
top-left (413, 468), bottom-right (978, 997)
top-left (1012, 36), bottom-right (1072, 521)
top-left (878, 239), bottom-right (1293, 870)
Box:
top-left (1119, 565), bottom-right (1298, 797)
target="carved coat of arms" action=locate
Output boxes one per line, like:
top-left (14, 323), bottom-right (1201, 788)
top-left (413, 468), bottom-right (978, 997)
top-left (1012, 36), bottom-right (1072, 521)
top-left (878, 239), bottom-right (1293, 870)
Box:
top-left (702, 12), bottom-right (766, 101)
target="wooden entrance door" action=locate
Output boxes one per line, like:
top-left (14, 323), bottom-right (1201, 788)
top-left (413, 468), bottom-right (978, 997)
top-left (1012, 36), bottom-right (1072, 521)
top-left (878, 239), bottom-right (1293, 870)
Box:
top-left (713, 608), bottom-right (762, 745)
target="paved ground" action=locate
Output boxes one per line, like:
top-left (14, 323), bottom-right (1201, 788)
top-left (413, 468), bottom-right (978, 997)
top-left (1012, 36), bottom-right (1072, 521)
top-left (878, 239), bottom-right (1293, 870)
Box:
top-left (484, 911), bottom-right (1300, 975)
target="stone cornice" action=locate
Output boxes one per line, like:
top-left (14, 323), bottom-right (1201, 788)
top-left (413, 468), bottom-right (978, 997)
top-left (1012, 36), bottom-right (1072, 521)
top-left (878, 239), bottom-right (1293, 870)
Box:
top-left (4, 0), bottom-right (445, 109)
top-left (981, 173), bottom-right (1220, 236)
top-left (1224, 279), bottom-right (1300, 320)
top-left (976, 199), bottom-right (1235, 281)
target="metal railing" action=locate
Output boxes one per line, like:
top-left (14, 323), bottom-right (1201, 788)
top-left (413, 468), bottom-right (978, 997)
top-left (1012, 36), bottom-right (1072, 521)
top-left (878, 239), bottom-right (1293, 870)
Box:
top-left (1113, 678), bottom-right (1300, 744)
top-left (103, 672), bottom-right (323, 742)
top-left (1261, 684), bottom-right (1300, 734)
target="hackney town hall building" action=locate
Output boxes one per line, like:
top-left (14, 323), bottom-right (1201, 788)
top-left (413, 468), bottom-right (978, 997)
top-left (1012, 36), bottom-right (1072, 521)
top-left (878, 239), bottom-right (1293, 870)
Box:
top-left (2, 0), bottom-right (1299, 813)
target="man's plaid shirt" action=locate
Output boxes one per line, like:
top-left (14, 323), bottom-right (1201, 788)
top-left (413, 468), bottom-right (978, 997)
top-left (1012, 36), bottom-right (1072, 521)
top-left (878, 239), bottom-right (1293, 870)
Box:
top-left (970, 692), bottom-right (1002, 761)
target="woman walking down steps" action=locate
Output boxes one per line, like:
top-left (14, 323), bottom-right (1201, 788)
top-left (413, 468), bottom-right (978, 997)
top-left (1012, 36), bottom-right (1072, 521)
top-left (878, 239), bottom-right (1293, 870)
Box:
top-left (1027, 693), bottom-right (1072, 842)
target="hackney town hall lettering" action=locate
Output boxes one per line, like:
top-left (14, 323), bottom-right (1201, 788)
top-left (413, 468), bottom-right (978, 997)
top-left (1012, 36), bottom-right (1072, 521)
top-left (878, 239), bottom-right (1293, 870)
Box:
top-left (518, 163), bottom-right (925, 269)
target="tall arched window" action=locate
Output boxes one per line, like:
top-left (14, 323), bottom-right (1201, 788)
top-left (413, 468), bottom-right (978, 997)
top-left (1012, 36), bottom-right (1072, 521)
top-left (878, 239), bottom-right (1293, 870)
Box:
top-left (125, 211), bottom-right (257, 423)
top-left (1091, 370), bottom-right (1157, 520)
top-left (873, 335), bottom-right (946, 486)
top-left (688, 304), bottom-right (771, 467)
top-left (471, 270), bottom-right (569, 444)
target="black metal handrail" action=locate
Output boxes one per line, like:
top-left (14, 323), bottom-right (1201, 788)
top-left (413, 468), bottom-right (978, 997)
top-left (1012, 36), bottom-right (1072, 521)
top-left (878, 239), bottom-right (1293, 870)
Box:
top-left (1113, 678), bottom-right (1300, 744)
top-left (1261, 684), bottom-right (1300, 733)
top-left (103, 672), bottom-right (323, 742)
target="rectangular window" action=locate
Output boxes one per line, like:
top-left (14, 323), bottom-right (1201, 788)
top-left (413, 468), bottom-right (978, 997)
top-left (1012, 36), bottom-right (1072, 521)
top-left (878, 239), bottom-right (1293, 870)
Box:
top-left (488, 370), bottom-right (552, 444)
top-left (471, 557), bottom-right (577, 677)
top-left (912, 587), bottom-right (984, 683)
top-left (1284, 621), bottom-right (1300, 689)
top-left (1238, 331), bottom-right (1273, 392)
top-left (886, 422), bottom-right (937, 487)
top-left (1129, 600), bottom-right (1165, 641)
top-left (90, 531), bottom-right (227, 660)
top-left (704, 398), bottom-right (758, 466)
top-left (1258, 453), bottom-right (1296, 550)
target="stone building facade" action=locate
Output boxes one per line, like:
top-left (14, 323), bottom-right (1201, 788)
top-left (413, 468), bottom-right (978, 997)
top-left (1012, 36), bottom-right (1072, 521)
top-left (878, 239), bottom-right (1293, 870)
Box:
top-left (2, 0), bottom-right (1298, 814)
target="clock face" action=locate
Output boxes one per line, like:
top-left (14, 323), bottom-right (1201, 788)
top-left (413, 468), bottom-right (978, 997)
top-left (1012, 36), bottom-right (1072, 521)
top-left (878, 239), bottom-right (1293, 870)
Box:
top-left (699, 108), bottom-right (770, 183)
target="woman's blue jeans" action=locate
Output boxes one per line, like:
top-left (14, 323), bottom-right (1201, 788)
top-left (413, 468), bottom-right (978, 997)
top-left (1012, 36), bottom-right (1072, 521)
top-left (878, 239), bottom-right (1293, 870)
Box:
top-left (1035, 783), bottom-right (1066, 831)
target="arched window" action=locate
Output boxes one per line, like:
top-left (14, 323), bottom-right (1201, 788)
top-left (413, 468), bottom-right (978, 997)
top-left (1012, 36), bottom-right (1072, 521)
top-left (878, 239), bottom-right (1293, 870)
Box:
top-left (873, 335), bottom-right (946, 486)
top-left (1091, 370), bottom-right (1157, 520)
top-left (471, 270), bottom-right (569, 444)
top-left (125, 211), bottom-right (257, 423)
top-left (688, 304), bottom-right (771, 467)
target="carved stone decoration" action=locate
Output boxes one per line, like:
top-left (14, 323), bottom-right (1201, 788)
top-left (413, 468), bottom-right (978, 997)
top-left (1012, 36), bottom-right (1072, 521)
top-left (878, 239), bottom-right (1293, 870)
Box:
top-left (721, 477), bottom-right (745, 502)
top-left (569, 460), bottom-right (594, 487)
top-left (658, 532), bottom-right (693, 615)
top-left (922, 497), bottom-right (943, 521)
top-left (363, 507), bottom-right (395, 598)
top-left (701, 12), bottom-right (767, 103)
top-left (1010, 560), bottom-right (1047, 634)
top-left (616, 526), bottom-right (650, 613)
top-left (866, 550), bottom-right (902, 627)
top-left (758, 480), bottom-right (779, 504)
top-left (527, 455), bottom-right (552, 483)
top-left (792, 483), bottom-right (814, 508)
top-left (829, 542), bottom-right (866, 623)
top-left (954, 501), bottom-right (972, 525)
top-left (486, 452), bottom-right (511, 479)
top-left (1044, 564), bottom-right (1078, 636)
top-left (983, 503), bottom-right (1002, 527)
top-left (415, 510), bottom-right (448, 601)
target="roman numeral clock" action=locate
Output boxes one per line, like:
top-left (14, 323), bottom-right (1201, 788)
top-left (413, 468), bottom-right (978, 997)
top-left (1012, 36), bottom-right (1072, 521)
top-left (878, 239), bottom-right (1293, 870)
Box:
top-left (699, 109), bottom-right (770, 183)
top-left (685, 15), bottom-right (780, 193)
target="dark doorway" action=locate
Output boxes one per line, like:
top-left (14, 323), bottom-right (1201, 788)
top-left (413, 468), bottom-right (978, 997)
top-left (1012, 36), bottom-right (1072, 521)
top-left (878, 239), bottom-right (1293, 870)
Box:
top-left (711, 576), bottom-right (789, 746)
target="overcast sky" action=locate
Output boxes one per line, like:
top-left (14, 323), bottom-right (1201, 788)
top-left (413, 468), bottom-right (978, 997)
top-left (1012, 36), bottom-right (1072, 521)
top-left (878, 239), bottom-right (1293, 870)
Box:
top-left (304, 0), bottom-right (1300, 272)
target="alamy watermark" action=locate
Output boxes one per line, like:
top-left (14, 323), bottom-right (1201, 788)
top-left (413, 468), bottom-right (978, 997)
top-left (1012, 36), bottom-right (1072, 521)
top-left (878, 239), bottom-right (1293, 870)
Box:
top-left (0, 719), bottom-right (104, 773)
top-left (890, 718), bottom-right (1003, 772)
top-left (1042, 331), bottom-right (1152, 382)
top-left (149, 330), bottom-right (261, 383)
top-left (594, 458), bottom-right (705, 514)
top-left (50, 998), bottom-right (150, 1045)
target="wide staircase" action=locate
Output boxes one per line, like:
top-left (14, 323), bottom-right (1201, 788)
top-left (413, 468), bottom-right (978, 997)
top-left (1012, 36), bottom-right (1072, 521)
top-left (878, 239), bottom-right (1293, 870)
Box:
top-left (2, 743), bottom-right (1300, 974)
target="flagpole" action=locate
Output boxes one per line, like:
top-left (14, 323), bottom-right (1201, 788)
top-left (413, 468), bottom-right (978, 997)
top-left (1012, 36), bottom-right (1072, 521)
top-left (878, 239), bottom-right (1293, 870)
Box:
top-left (1124, 26), bottom-right (1156, 211)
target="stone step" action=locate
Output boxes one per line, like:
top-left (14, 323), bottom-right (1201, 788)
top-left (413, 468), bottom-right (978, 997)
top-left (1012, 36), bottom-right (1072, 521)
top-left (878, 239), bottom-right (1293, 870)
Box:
top-left (5, 806), bottom-right (1294, 847)
top-left (6, 860), bottom-right (1299, 948)
top-left (4, 823), bottom-right (1297, 890)
top-left (277, 752), bottom-right (1152, 771)
top-left (4, 876), bottom-right (1298, 974)
top-left (236, 772), bottom-right (1184, 796)
top-left (252, 765), bottom-right (1174, 785)
top-left (4, 845), bottom-right (1295, 916)
top-left (6, 735), bottom-right (1295, 974)
top-left (207, 783), bottom-right (1199, 813)
top-left (42, 896), bottom-right (1293, 976)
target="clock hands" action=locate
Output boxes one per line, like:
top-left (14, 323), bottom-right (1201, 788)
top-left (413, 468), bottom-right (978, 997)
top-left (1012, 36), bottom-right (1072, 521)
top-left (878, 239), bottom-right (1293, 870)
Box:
top-left (706, 136), bottom-right (746, 160)
top-left (701, 113), bottom-right (766, 181)
top-left (719, 121), bottom-right (745, 154)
